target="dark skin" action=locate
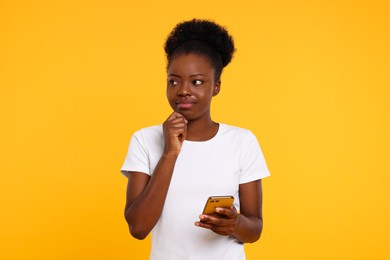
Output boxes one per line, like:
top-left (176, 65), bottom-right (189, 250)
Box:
top-left (124, 53), bottom-right (264, 243)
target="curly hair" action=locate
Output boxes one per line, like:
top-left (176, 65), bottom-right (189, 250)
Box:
top-left (164, 19), bottom-right (236, 81)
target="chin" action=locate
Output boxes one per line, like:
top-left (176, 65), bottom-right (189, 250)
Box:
top-left (177, 109), bottom-right (193, 117)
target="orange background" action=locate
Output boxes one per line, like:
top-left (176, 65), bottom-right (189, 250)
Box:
top-left (1, 0), bottom-right (389, 259)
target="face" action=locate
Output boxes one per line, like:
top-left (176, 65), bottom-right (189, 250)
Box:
top-left (166, 53), bottom-right (220, 121)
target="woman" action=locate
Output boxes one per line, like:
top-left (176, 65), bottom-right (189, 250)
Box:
top-left (121, 19), bottom-right (270, 259)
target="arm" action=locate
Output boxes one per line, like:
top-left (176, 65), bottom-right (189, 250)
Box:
top-left (124, 112), bottom-right (187, 240)
top-left (233, 179), bottom-right (264, 242)
top-left (124, 154), bottom-right (177, 240)
top-left (195, 179), bottom-right (264, 243)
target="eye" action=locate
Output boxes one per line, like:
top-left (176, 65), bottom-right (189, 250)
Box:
top-left (168, 79), bottom-right (179, 86)
top-left (193, 80), bottom-right (203, 86)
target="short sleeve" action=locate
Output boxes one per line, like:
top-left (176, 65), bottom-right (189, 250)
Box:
top-left (120, 130), bottom-right (151, 178)
top-left (239, 130), bottom-right (270, 184)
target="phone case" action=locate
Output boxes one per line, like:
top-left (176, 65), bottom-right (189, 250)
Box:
top-left (202, 196), bottom-right (234, 215)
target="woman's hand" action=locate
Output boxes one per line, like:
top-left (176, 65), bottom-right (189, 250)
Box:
top-left (195, 207), bottom-right (239, 237)
top-left (163, 112), bottom-right (187, 156)
top-left (195, 181), bottom-right (264, 243)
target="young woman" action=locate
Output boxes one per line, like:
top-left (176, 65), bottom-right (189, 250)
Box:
top-left (121, 19), bottom-right (270, 259)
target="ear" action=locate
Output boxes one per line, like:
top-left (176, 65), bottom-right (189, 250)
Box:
top-left (213, 80), bottom-right (221, 96)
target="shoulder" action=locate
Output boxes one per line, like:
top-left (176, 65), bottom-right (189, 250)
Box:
top-left (131, 125), bottom-right (164, 147)
top-left (133, 125), bottom-right (163, 137)
top-left (219, 123), bottom-right (255, 140)
top-left (220, 123), bottom-right (263, 148)
top-left (215, 124), bottom-right (260, 151)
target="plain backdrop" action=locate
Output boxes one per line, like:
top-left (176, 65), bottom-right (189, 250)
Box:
top-left (1, 0), bottom-right (389, 259)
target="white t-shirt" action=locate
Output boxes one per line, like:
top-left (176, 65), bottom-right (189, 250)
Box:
top-left (121, 123), bottom-right (270, 260)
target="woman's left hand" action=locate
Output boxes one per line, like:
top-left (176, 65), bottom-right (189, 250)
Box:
top-left (195, 207), bottom-right (239, 236)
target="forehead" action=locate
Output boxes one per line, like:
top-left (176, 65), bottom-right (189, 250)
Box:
top-left (168, 53), bottom-right (214, 75)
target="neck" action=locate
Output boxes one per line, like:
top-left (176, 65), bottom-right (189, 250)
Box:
top-left (186, 116), bottom-right (219, 141)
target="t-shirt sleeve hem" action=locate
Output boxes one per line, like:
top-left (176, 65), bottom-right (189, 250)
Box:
top-left (120, 168), bottom-right (151, 178)
top-left (239, 172), bottom-right (271, 184)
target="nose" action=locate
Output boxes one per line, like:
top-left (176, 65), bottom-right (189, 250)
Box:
top-left (177, 81), bottom-right (192, 96)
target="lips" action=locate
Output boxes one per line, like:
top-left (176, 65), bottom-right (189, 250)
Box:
top-left (176, 99), bottom-right (196, 110)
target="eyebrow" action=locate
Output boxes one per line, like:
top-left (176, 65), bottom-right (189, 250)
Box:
top-left (190, 73), bottom-right (205, 78)
top-left (168, 73), bottom-right (181, 78)
top-left (168, 73), bottom-right (205, 78)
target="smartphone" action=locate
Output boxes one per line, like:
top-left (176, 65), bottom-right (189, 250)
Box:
top-left (202, 196), bottom-right (234, 215)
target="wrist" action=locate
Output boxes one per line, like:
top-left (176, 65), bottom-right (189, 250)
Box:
top-left (232, 214), bottom-right (244, 243)
top-left (233, 214), bottom-right (240, 235)
top-left (162, 151), bottom-right (180, 159)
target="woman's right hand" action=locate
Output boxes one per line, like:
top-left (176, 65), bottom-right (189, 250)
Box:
top-left (162, 112), bottom-right (187, 156)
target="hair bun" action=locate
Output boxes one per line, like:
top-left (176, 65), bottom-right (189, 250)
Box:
top-left (164, 19), bottom-right (235, 68)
